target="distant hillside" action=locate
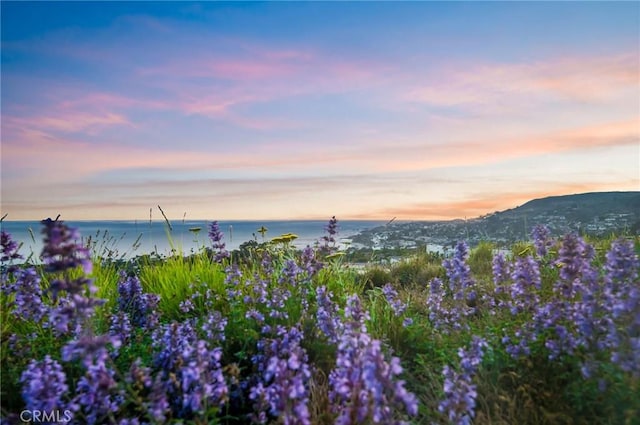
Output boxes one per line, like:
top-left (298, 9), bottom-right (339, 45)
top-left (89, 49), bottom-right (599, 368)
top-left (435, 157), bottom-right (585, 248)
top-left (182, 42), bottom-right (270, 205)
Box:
top-left (500, 191), bottom-right (640, 223)
top-left (350, 191), bottom-right (640, 250)
top-left (478, 191), bottom-right (640, 238)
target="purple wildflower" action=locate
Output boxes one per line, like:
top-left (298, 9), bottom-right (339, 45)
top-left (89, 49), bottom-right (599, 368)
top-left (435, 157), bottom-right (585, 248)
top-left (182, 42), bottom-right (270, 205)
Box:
top-left (152, 320), bottom-right (228, 418)
top-left (225, 264), bottom-right (243, 300)
top-left (117, 272), bottom-right (160, 330)
top-left (604, 238), bottom-right (639, 293)
top-left (279, 260), bottom-right (302, 287)
top-left (329, 305), bottom-right (418, 424)
top-left (320, 216), bottom-right (339, 255)
top-left (209, 221), bottom-right (230, 262)
top-left (73, 364), bottom-right (121, 425)
top-left (201, 311), bottom-right (227, 343)
top-left (61, 333), bottom-right (121, 369)
top-left (37, 220), bottom-right (107, 344)
top-left (1, 230), bottom-right (22, 261)
top-left (300, 245), bottom-right (323, 277)
top-left (492, 252), bottom-right (511, 291)
top-left (251, 326), bottom-right (312, 425)
top-left (264, 274), bottom-right (291, 319)
top-left (316, 286), bottom-right (344, 343)
top-left (427, 278), bottom-right (467, 333)
top-left (249, 276), bottom-right (269, 305)
top-left (36, 220), bottom-right (119, 374)
top-left (2, 268), bottom-right (48, 323)
top-left (146, 379), bottom-right (170, 422)
top-left (602, 238), bottom-right (640, 377)
top-left (261, 250), bottom-right (275, 276)
top-left (555, 233), bottom-right (594, 298)
top-left (180, 341), bottom-right (228, 416)
top-left (1, 230), bottom-right (22, 275)
top-left (438, 337), bottom-right (488, 425)
top-left (153, 321), bottom-right (197, 375)
top-left (502, 330), bottom-right (533, 359)
top-left (523, 234), bottom-right (602, 362)
top-left (280, 258), bottom-right (313, 312)
top-left (382, 283), bottom-right (408, 317)
top-left (439, 365), bottom-right (477, 425)
top-left (246, 308), bottom-right (266, 323)
top-left (344, 294), bottom-right (369, 333)
top-left (248, 383), bottom-right (269, 424)
top-left (179, 298), bottom-right (195, 313)
top-left (48, 294), bottom-right (104, 336)
top-left (507, 256), bottom-right (541, 315)
top-left (458, 336), bottom-right (489, 377)
top-left (109, 312), bottom-right (132, 349)
top-left (40, 217), bottom-right (92, 275)
top-left (443, 242), bottom-right (474, 297)
top-left (7, 333), bottom-right (36, 358)
top-left (20, 356), bottom-right (71, 415)
top-left (531, 225), bottom-right (553, 258)
top-left (126, 359), bottom-right (152, 391)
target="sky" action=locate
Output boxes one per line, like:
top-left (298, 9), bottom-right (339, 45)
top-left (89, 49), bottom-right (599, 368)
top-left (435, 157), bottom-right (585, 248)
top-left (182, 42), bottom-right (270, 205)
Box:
top-left (1, 1), bottom-right (639, 221)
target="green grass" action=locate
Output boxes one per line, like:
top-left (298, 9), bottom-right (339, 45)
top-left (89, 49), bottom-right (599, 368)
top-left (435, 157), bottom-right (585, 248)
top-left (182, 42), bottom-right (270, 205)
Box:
top-left (136, 253), bottom-right (227, 319)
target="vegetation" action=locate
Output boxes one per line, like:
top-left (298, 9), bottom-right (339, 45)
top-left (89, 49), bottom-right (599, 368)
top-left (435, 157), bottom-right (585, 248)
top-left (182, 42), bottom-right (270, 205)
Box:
top-left (1, 217), bottom-right (639, 424)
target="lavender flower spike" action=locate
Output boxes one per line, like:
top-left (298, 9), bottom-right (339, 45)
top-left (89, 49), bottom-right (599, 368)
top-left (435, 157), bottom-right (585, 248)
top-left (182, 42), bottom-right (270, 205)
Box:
top-left (209, 221), bottom-right (230, 262)
top-left (320, 216), bottom-right (339, 255)
top-left (41, 217), bottom-right (92, 275)
top-left (438, 336), bottom-right (489, 425)
top-left (1, 230), bottom-right (23, 271)
top-left (531, 225), bottom-right (552, 258)
top-left (20, 356), bottom-right (71, 414)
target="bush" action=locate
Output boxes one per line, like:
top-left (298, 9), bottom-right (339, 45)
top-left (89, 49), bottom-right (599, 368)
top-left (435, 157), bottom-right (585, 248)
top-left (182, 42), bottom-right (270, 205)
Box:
top-left (361, 266), bottom-right (393, 290)
top-left (468, 241), bottom-right (495, 279)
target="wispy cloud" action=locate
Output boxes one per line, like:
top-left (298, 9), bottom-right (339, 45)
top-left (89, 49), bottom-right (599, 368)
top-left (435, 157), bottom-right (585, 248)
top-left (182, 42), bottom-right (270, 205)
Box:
top-left (3, 112), bottom-right (637, 188)
top-left (137, 47), bottom-right (314, 81)
top-left (5, 112), bottom-right (132, 135)
top-left (329, 118), bottom-right (639, 174)
top-left (402, 51), bottom-right (638, 109)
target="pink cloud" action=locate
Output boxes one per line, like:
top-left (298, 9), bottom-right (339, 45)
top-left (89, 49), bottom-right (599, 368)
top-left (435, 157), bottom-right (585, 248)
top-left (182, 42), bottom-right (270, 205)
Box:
top-left (403, 51), bottom-right (638, 108)
top-left (135, 42), bottom-right (392, 105)
top-left (7, 33), bottom-right (393, 131)
top-left (4, 94), bottom-right (636, 189)
top-left (195, 56), bottom-right (310, 81)
top-left (533, 53), bottom-right (638, 101)
top-left (57, 91), bottom-right (172, 111)
top-left (348, 119), bottom-right (640, 173)
top-left (138, 57), bottom-right (300, 81)
top-left (136, 42), bottom-right (315, 81)
top-left (5, 112), bottom-right (132, 135)
top-left (2, 124), bottom-right (348, 185)
top-left (452, 119), bottom-right (639, 164)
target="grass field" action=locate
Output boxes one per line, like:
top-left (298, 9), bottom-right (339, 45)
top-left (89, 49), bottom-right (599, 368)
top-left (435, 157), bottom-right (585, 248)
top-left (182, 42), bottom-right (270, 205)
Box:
top-left (1, 218), bottom-right (639, 425)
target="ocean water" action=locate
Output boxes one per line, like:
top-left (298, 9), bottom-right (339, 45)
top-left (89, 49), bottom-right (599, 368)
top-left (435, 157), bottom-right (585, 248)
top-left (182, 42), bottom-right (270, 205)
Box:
top-left (0, 219), bottom-right (383, 261)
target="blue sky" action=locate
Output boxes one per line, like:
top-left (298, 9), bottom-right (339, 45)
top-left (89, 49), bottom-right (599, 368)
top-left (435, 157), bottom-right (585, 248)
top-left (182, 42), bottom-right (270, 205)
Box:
top-left (1, 1), bottom-right (638, 220)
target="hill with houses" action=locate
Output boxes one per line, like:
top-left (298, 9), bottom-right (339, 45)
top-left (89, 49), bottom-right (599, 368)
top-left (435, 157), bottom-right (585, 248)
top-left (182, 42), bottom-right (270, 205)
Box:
top-left (348, 191), bottom-right (640, 252)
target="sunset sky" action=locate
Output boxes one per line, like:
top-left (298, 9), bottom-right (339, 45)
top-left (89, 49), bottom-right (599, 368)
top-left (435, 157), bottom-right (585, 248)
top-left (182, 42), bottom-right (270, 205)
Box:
top-left (1, 1), bottom-right (638, 221)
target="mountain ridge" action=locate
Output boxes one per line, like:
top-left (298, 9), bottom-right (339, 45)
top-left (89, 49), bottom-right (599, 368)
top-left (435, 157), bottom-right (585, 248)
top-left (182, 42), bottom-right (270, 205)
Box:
top-left (349, 191), bottom-right (640, 250)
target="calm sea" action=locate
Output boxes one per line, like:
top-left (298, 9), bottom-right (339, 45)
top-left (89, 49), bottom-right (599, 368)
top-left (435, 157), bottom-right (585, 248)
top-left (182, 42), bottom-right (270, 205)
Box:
top-left (0, 220), bottom-right (383, 261)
